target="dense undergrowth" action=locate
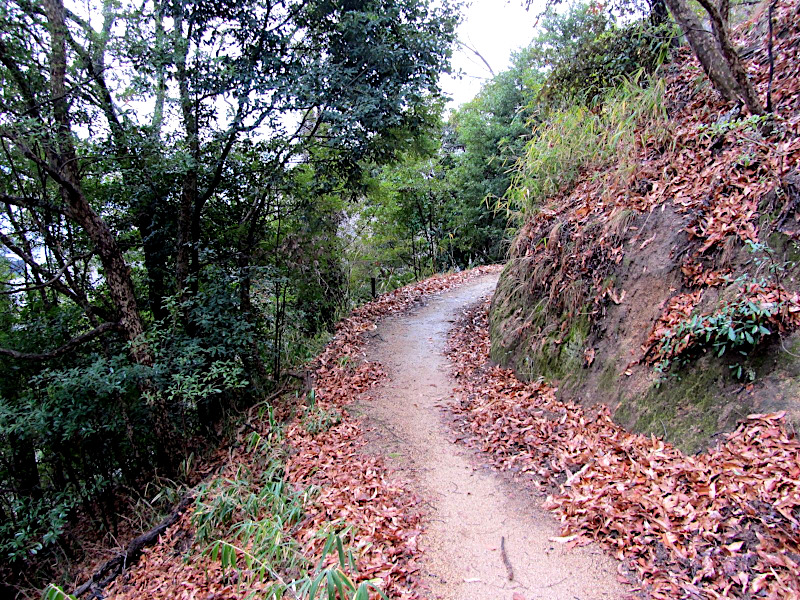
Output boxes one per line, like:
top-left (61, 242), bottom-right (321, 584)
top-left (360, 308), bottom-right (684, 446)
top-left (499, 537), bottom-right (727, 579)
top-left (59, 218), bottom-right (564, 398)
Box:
top-left (42, 267), bottom-right (499, 600)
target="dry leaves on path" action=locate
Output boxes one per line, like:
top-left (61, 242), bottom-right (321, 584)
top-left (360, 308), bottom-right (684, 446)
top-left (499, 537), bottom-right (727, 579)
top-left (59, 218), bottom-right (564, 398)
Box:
top-left (446, 299), bottom-right (800, 600)
top-left (102, 266), bottom-right (501, 600)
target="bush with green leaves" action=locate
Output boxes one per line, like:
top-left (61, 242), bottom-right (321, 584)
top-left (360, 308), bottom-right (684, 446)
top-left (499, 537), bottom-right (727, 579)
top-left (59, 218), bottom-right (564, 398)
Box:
top-left (655, 241), bottom-right (798, 380)
top-left (192, 423), bottom-right (385, 600)
top-left (654, 296), bottom-right (778, 379)
top-left (541, 20), bottom-right (675, 106)
top-left (0, 270), bottom-right (256, 574)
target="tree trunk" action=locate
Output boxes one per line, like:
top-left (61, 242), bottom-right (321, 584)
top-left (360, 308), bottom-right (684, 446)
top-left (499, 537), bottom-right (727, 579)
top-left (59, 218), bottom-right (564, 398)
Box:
top-left (665, 0), bottom-right (764, 114)
top-left (137, 204), bottom-right (171, 323)
top-left (695, 0), bottom-right (764, 115)
top-left (663, 0), bottom-right (740, 102)
top-left (174, 8), bottom-right (197, 302)
top-left (238, 243), bottom-right (268, 387)
top-left (650, 0), bottom-right (669, 26)
top-left (42, 0), bottom-right (152, 366)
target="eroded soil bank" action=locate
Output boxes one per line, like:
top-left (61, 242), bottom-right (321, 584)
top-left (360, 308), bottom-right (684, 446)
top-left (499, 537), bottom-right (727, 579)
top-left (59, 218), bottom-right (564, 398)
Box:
top-left (360, 274), bottom-right (623, 600)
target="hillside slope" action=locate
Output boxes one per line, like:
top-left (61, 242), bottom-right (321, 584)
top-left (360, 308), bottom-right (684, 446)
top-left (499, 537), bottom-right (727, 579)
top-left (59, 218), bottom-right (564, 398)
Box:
top-left (490, 0), bottom-right (800, 453)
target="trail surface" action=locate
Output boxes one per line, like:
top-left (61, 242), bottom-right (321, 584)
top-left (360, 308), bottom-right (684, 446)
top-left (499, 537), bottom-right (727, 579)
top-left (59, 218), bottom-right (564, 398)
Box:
top-left (362, 274), bottom-right (624, 600)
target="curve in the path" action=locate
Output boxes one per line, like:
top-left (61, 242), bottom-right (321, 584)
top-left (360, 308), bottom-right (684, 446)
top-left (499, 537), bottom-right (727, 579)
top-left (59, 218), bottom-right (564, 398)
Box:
top-left (362, 274), bottom-right (624, 600)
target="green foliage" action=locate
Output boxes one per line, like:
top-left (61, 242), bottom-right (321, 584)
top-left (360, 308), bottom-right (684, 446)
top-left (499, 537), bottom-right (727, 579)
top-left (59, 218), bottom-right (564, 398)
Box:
top-left (193, 465), bottom-right (304, 560)
top-left (655, 242), bottom-right (797, 380)
top-left (147, 271), bottom-right (253, 418)
top-left (443, 51), bottom-right (535, 259)
top-left (41, 585), bottom-right (76, 600)
top-left (0, 270), bottom-right (256, 567)
top-left (191, 431), bottom-right (307, 595)
top-left (697, 113), bottom-right (771, 140)
top-left (655, 298), bottom-right (776, 378)
top-left (194, 422), bottom-right (385, 600)
top-left (1, 492), bottom-right (76, 564)
top-left (505, 74), bottom-right (669, 213)
top-left (542, 22), bottom-right (675, 105)
top-left (207, 533), bottom-right (387, 600)
top-left (302, 391), bottom-right (344, 435)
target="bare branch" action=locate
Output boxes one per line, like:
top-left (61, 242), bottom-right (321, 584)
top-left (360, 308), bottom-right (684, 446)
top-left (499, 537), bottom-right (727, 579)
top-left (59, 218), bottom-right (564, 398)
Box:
top-left (0, 253), bottom-right (90, 294)
top-left (459, 41), bottom-right (495, 76)
top-left (0, 228), bottom-right (84, 303)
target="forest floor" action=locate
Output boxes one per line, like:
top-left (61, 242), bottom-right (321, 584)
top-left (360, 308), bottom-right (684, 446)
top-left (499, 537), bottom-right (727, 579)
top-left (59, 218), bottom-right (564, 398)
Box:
top-left (72, 268), bottom-right (800, 600)
top-left (359, 273), bottom-right (623, 600)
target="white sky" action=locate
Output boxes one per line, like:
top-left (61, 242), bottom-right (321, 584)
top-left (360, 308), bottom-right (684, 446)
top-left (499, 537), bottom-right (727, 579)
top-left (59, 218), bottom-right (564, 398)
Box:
top-left (441, 0), bottom-right (546, 111)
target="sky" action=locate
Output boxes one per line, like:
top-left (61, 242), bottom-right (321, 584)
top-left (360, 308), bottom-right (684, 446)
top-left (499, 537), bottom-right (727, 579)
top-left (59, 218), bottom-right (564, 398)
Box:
top-left (440, 0), bottom-right (546, 111)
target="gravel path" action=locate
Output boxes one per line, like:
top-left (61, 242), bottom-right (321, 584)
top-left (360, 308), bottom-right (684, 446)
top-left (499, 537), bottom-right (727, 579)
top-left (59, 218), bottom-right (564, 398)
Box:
top-left (361, 274), bottom-right (624, 600)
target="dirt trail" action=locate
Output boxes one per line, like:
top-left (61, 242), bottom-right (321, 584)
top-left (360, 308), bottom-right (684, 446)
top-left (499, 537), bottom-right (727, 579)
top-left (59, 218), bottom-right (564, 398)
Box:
top-left (362, 274), bottom-right (624, 600)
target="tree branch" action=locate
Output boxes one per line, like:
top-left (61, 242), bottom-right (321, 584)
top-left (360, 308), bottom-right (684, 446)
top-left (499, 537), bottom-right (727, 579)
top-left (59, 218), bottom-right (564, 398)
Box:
top-left (1, 192), bottom-right (71, 216)
top-left (0, 252), bottom-right (90, 295)
top-left (0, 321), bottom-right (121, 361)
top-left (0, 228), bottom-right (85, 304)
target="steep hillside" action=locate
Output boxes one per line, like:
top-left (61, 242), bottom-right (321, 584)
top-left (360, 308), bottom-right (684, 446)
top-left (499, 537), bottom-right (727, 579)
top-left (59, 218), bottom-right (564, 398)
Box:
top-left (490, 0), bottom-right (800, 453)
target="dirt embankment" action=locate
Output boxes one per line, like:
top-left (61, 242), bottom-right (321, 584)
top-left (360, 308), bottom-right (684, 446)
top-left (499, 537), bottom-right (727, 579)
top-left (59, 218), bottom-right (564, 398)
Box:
top-left (489, 0), bottom-right (800, 452)
top-left (491, 203), bottom-right (800, 453)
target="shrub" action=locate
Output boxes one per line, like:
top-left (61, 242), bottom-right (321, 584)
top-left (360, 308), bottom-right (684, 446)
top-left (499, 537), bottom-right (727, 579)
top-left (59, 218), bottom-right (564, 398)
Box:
top-left (541, 21), bottom-right (676, 106)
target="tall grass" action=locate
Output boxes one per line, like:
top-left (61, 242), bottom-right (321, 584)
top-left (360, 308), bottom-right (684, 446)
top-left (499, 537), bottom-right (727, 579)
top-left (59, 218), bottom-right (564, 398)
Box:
top-left (191, 426), bottom-right (385, 600)
top-left (504, 72), bottom-right (669, 215)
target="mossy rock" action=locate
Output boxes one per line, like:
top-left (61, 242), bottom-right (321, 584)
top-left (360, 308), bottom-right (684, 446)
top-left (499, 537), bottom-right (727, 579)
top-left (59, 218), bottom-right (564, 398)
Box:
top-left (615, 357), bottom-right (743, 454)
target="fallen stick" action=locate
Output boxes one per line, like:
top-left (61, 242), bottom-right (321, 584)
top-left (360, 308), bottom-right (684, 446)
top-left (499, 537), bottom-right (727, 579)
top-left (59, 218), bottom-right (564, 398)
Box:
top-left (501, 536), bottom-right (514, 581)
top-left (72, 493), bottom-right (195, 598)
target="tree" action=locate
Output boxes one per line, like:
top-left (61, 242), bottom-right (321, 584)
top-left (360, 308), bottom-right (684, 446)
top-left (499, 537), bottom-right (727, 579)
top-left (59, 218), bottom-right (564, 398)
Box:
top-left (0, 0), bottom-right (457, 372)
top-left (0, 0), bottom-right (458, 577)
top-left (1, 0), bottom-right (151, 365)
top-left (663, 0), bottom-right (764, 114)
top-left (526, 0), bottom-right (765, 113)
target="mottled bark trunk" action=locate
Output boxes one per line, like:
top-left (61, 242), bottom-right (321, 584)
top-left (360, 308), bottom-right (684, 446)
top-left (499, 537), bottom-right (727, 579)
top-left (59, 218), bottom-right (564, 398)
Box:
top-left (174, 8), bottom-right (197, 302)
top-left (696, 0), bottom-right (764, 115)
top-left (665, 0), bottom-right (764, 114)
top-left (43, 0), bottom-right (152, 366)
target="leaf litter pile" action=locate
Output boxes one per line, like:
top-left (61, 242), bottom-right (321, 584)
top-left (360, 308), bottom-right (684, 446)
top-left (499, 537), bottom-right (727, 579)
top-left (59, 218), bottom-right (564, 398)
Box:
top-left (505, 0), bottom-right (800, 368)
top-left (99, 265), bottom-right (500, 600)
top-left (447, 298), bottom-right (800, 599)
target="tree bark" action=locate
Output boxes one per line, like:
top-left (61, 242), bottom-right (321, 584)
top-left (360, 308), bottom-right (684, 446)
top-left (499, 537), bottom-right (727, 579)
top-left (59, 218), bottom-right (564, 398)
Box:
top-left (695, 0), bottom-right (764, 115)
top-left (237, 196), bottom-right (269, 387)
top-left (174, 7), bottom-right (198, 302)
top-left (663, 0), bottom-right (739, 101)
top-left (42, 0), bottom-right (152, 366)
top-left (664, 0), bottom-right (764, 114)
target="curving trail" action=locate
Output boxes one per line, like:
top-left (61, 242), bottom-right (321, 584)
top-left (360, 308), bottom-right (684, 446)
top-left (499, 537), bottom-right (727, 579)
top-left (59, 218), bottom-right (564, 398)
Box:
top-left (361, 274), bottom-right (624, 600)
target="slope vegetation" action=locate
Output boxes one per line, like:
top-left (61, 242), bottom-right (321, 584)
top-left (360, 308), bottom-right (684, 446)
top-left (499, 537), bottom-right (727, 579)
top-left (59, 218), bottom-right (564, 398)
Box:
top-left (490, 0), bottom-right (800, 452)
